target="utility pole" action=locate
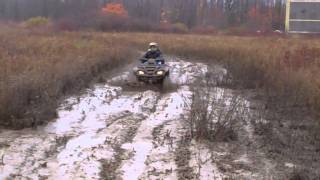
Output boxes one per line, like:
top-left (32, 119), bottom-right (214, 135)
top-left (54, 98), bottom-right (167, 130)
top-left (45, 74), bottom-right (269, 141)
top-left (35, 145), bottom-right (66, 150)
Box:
top-left (285, 0), bottom-right (291, 33)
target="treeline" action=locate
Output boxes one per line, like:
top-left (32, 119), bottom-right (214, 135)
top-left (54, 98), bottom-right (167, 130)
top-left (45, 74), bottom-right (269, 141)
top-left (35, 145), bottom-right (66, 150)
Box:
top-left (0, 0), bottom-right (100, 19)
top-left (0, 0), bottom-right (286, 31)
top-left (124, 0), bottom-right (286, 30)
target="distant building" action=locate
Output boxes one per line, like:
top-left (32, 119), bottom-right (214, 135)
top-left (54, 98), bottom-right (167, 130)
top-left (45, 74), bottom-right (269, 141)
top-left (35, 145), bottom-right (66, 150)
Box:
top-left (285, 0), bottom-right (320, 33)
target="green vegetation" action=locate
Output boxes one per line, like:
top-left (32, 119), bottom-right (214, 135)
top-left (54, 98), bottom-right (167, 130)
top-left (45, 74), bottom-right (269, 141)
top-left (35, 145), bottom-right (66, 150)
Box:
top-left (25, 17), bottom-right (50, 28)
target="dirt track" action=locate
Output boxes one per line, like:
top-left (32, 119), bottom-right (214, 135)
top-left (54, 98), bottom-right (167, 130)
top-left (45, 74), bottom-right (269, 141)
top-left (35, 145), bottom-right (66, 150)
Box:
top-left (0, 58), bottom-right (319, 180)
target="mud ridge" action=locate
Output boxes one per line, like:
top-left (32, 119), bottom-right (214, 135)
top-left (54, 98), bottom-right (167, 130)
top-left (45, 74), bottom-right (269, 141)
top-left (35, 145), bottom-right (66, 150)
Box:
top-left (100, 114), bottom-right (146, 180)
top-left (174, 134), bottom-right (196, 180)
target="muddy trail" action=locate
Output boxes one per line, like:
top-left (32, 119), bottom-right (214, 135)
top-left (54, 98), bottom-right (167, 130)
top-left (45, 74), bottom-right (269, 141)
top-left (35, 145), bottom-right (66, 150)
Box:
top-left (0, 58), bottom-right (319, 180)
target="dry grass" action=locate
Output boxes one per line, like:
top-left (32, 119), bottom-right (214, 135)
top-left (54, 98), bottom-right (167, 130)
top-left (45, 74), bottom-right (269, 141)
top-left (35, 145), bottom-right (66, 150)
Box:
top-left (112, 33), bottom-right (320, 114)
top-left (0, 27), bottom-right (134, 128)
top-left (2, 26), bottom-right (320, 128)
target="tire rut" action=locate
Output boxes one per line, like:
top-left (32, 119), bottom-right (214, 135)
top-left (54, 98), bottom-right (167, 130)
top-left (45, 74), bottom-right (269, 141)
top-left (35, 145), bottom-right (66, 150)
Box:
top-left (118, 86), bottom-right (193, 180)
top-left (0, 59), bottom-right (211, 180)
top-left (0, 86), bottom-right (159, 179)
top-left (174, 134), bottom-right (196, 180)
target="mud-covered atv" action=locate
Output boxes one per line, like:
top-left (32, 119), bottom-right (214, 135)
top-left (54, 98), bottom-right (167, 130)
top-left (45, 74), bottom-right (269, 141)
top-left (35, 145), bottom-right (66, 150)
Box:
top-left (133, 58), bottom-right (170, 84)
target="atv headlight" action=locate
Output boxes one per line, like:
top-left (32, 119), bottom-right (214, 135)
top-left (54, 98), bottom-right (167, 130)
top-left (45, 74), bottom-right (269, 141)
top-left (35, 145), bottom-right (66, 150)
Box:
top-left (138, 71), bottom-right (145, 75)
top-left (156, 71), bottom-right (164, 75)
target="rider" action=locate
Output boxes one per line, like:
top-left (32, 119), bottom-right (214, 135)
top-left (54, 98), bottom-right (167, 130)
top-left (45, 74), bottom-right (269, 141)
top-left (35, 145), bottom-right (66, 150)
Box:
top-left (142, 42), bottom-right (164, 63)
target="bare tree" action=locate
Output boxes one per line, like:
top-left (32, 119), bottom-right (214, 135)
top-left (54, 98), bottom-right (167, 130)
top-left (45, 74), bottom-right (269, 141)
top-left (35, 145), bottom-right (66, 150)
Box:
top-left (0, 0), bottom-right (287, 31)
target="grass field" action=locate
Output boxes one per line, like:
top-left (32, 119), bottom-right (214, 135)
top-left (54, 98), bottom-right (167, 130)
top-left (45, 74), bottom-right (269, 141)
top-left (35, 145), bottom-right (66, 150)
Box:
top-left (0, 28), bottom-right (134, 128)
top-left (118, 33), bottom-right (320, 113)
top-left (1, 26), bottom-right (319, 128)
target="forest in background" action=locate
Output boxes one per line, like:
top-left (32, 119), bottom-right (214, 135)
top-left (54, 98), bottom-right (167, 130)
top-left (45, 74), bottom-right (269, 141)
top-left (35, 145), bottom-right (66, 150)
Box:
top-left (0, 0), bottom-right (286, 33)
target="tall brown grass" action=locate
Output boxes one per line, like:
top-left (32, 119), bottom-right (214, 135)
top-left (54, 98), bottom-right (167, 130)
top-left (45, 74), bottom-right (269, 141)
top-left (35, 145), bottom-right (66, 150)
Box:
top-left (1, 27), bottom-right (319, 128)
top-left (0, 28), bottom-right (134, 128)
top-left (112, 33), bottom-right (320, 114)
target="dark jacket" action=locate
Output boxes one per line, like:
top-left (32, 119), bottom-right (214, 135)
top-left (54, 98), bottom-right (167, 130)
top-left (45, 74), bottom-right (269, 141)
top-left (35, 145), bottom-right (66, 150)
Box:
top-left (143, 49), bottom-right (162, 59)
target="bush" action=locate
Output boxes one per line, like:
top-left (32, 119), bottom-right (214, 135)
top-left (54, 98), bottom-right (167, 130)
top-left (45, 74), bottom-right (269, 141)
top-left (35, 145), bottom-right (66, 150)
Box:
top-left (188, 73), bottom-right (240, 141)
top-left (223, 26), bottom-right (251, 35)
top-left (171, 23), bottom-right (189, 33)
top-left (94, 15), bottom-right (131, 31)
top-left (55, 14), bottom-right (155, 32)
top-left (25, 17), bottom-right (49, 28)
top-left (55, 18), bottom-right (79, 31)
top-left (191, 26), bottom-right (217, 34)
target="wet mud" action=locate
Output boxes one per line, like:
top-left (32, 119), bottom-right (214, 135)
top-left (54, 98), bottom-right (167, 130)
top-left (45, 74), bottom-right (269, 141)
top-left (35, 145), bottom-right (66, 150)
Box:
top-left (0, 58), bottom-right (319, 179)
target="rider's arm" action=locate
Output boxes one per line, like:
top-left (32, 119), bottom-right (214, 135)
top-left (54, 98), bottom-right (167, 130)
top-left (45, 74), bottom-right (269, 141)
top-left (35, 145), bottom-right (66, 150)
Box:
top-left (143, 51), bottom-right (150, 59)
top-left (157, 50), bottom-right (163, 58)
top-left (156, 50), bottom-right (165, 64)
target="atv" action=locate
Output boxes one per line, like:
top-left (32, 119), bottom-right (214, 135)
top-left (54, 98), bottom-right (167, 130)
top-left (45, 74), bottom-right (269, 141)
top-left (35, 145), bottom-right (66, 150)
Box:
top-left (133, 57), bottom-right (170, 84)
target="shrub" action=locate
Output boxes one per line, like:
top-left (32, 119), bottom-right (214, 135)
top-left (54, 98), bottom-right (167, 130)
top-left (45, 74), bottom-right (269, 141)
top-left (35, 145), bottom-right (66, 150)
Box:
top-left (101, 3), bottom-right (128, 17)
top-left (191, 26), bottom-right (217, 34)
top-left (25, 17), bottom-right (49, 28)
top-left (94, 15), bottom-right (130, 31)
top-left (55, 18), bottom-right (79, 31)
top-left (188, 73), bottom-right (240, 141)
top-left (57, 14), bottom-right (155, 32)
top-left (171, 23), bottom-right (189, 33)
top-left (223, 26), bottom-right (251, 35)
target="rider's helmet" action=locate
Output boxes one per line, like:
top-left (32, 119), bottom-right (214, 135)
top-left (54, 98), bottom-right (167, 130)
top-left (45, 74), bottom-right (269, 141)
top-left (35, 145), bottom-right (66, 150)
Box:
top-left (148, 42), bottom-right (159, 52)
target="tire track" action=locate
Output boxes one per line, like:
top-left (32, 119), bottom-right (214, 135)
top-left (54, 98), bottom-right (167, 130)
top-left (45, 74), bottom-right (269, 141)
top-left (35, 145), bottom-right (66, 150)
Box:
top-left (0, 59), bottom-right (211, 180)
top-left (0, 86), bottom-right (159, 179)
top-left (118, 86), bottom-right (193, 180)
